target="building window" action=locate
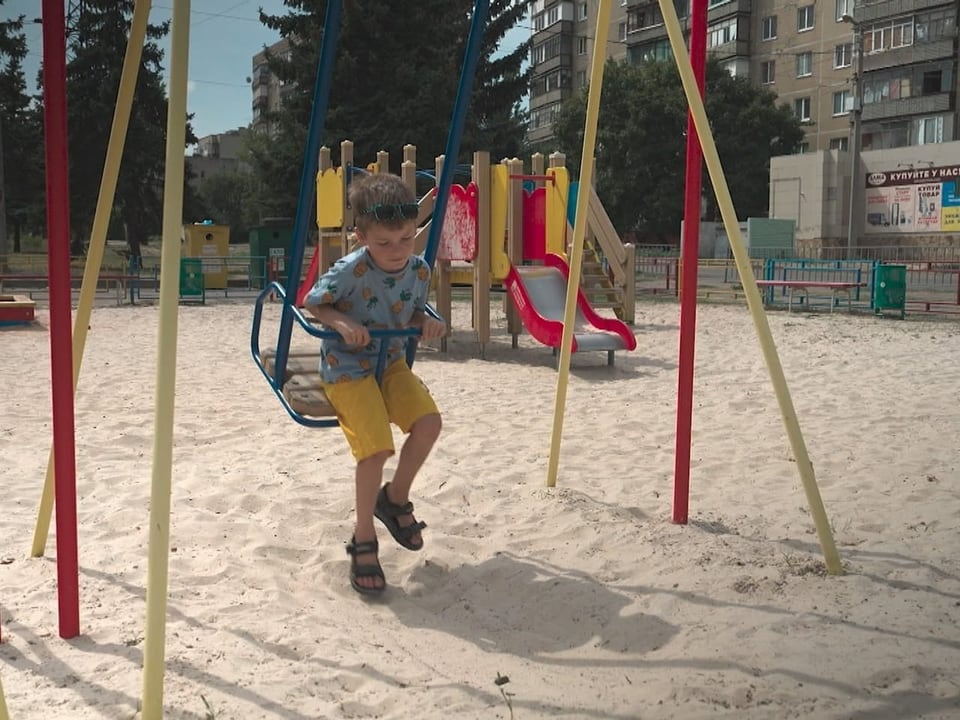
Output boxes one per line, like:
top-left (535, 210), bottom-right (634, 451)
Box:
top-left (863, 17), bottom-right (914, 53)
top-left (835, 0), bottom-right (853, 21)
top-left (794, 97), bottom-right (812, 122)
top-left (578, 2), bottom-right (588, 21)
top-left (631, 39), bottom-right (673, 63)
top-left (619, 22), bottom-right (627, 41)
top-left (761, 15), bottom-right (777, 40)
top-left (708, 19), bottom-right (738, 48)
top-left (546, 5), bottom-right (560, 25)
top-left (531, 68), bottom-right (573, 98)
top-left (796, 52), bottom-right (813, 77)
top-left (922, 69), bottom-right (943, 94)
top-left (761, 60), bottom-right (776, 84)
top-left (834, 43), bottom-right (852, 68)
top-left (915, 8), bottom-right (957, 43)
top-left (530, 101), bottom-right (563, 130)
top-left (576, 70), bottom-right (587, 88)
top-left (797, 6), bottom-right (815, 32)
top-left (797, 141), bottom-right (811, 154)
top-left (917, 116), bottom-right (944, 144)
top-left (829, 137), bottom-right (849, 151)
top-left (832, 90), bottom-right (852, 115)
top-left (577, 36), bottom-right (588, 55)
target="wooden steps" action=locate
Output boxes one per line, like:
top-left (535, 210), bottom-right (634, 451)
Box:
top-left (260, 348), bottom-right (336, 418)
top-left (579, 243), bottom-right (625, 318)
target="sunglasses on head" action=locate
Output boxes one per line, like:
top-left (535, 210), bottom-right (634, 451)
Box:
top-left (357, 203), bottom-right (419, 221)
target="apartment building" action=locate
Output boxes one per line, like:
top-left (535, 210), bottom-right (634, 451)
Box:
top-left (530, 0), bottom-right (959, 153)
top-left (528, 0), bottom-right (628, 145)
top-left (251, 38), bottom-right (294, 134)
top-left (855, 0), bottom-right (958, 151)
top-left (751, 0), bottom-right (858, 152)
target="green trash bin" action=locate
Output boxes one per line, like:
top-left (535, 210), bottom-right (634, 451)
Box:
top-left (249, 221), bottom-right (294, 288)
top-left (179, 257), bottom-right (205, 304)
top-left (873, 263), bottom-right (906, 319)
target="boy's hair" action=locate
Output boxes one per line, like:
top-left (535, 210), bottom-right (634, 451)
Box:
top-left (349, 173), bottom-right (417, 232)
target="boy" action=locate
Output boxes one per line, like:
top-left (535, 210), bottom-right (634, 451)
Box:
top-left (304, 173), bottom-right (445, 596)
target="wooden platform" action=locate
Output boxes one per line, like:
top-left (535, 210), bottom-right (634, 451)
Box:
top-left (261, 348), bottom-right (336, 417)
top-left (0, 295), bottom-right (36, 325)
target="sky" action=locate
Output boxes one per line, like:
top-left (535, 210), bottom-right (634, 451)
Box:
top-left (9, 1), bottom-right (529, 148)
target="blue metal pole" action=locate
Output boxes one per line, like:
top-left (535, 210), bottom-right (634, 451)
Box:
top-left (273, 0), bottom-right (344, 387)
top-left (422, 0), bottom-right (490, 270)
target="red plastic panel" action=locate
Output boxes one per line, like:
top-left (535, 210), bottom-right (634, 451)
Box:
top-left (436, 182), bottom-right (478, 262)
top-left (522, 187), bottom-right (547, 261)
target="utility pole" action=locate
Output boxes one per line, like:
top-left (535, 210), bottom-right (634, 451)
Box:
top-left (0, 115), bottom-right (7, 271)
top-left (843, 13), bottom-right (864, 260)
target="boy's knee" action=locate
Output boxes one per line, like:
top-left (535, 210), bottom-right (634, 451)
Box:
top-left (412, 412), bottom-right (442, 440)
top-left (358, 449), bottom-right (391, 467)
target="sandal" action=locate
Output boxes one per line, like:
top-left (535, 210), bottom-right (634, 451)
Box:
top-left (346, 536), bottom-right (386, 595)
top-left (374, 483), bottom-right (427, 551)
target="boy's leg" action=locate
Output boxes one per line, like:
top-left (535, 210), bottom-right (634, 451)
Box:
top-left (323, 375), bottom-right (396, 591)
top-left (353, 450), bottom-right (390, 590)
top-left (382, 362), bottom-right (442, 545)
top-left (390, 413), bottom-right (442, 503)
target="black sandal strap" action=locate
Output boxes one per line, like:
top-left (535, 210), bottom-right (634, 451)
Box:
top-left (346, 538), bottom-right (379, 556)
top-left (395, 520), bottom-right (427, 538)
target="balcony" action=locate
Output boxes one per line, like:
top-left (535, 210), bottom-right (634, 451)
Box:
top-left (863, 38), bottom-right (957, 72)
top-left (708, 37), bottom-right (751, 60)
top-left (857, 0), bottom-right (954, 23)
top-left (861, 91), bottom-right (954, 121)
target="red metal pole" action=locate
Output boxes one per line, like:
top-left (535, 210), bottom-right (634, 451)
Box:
top-left (42, 0), bottom-right (80, 638)
top-left (673, 0), bottom-right (708, 524)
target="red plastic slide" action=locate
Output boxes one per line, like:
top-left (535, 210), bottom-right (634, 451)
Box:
top-left (504, 253), bottom-right (637, 355)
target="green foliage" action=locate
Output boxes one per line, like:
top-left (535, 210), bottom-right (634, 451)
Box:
top-left (193, 169), bottom-right (261, 244)
top-left (63, 0), bottom-right (196, 257)
top-left (553, 58), bottom-right (804, 241)
top-left (0, 5), bottom-right (45, 252)
top-left (251, 0), bottom-right (531, 218)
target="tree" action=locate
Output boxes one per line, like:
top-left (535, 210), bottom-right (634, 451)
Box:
top-left (193, 168), bottom-right (260, 244)
top-left (63, 1), bottom-right (196, 259)
top-left (251, 0), bottom-right (531, 219)
top-left (0, 6), bottom-right (44, 258)
top-left (554, 58), bottom-right (804, 242)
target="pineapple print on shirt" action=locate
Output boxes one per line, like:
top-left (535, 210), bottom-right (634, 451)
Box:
top-left (304, 247), bottom-right (431, 384)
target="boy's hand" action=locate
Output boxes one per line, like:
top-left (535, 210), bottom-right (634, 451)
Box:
top-left (332, 318), bottom-right (370, 347)
top-left (420, 316), bottom-right (446, 342)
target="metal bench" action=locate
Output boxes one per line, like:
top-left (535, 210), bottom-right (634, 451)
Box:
top-left (755, 280), bottom-right (867, 313)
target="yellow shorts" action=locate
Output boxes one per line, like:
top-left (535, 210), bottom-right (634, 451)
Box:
top-left (321, 359), bottom-right (439, 461)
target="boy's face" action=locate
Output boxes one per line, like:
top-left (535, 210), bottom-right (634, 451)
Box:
top-left (358, 220), bottom-right (418, 273)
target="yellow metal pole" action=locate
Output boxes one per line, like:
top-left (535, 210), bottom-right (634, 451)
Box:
top-left (140, 0), bottom-right (189, 716)
top-left (31, 0), bottom-right (152, 557)
top-left (0, 671), bottom-right (9, 720)
top-left (657, 0), bottom-right (842, 574)
top-left (546, 0), bottom-right (611, 487)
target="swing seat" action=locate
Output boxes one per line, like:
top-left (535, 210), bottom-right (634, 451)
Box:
top-left (261, 348), bottom-right (336, 417)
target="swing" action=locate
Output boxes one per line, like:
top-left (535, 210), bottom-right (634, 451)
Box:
top-left (250, 0), bottom-right (491, 428)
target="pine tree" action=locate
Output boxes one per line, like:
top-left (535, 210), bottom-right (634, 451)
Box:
top-left (0, 5), bottom-right (44, 258)
top-left (251, 0), bottom-right (531, 219)
top-left (63, 0), bottom-right (196, 259)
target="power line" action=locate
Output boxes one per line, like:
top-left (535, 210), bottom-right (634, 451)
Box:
top-left (151, 4), bottom-right (267, 24)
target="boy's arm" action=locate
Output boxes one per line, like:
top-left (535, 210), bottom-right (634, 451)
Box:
top-left (305, 303), bottom-right (370, 347)
top-left (408, 308), bottom-right (446, 341)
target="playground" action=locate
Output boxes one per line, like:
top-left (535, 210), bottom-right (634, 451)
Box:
top-left (2, 299), bottom-right (960, 718)
top-left (3, 0), bottom-right (960, 717)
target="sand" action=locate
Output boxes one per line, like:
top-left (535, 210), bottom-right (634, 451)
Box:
top-left (1, 297), bottom-right (959, 719)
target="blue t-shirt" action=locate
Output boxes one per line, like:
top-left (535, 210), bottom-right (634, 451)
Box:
top-left (304, 247), bottom-right (431, 383)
